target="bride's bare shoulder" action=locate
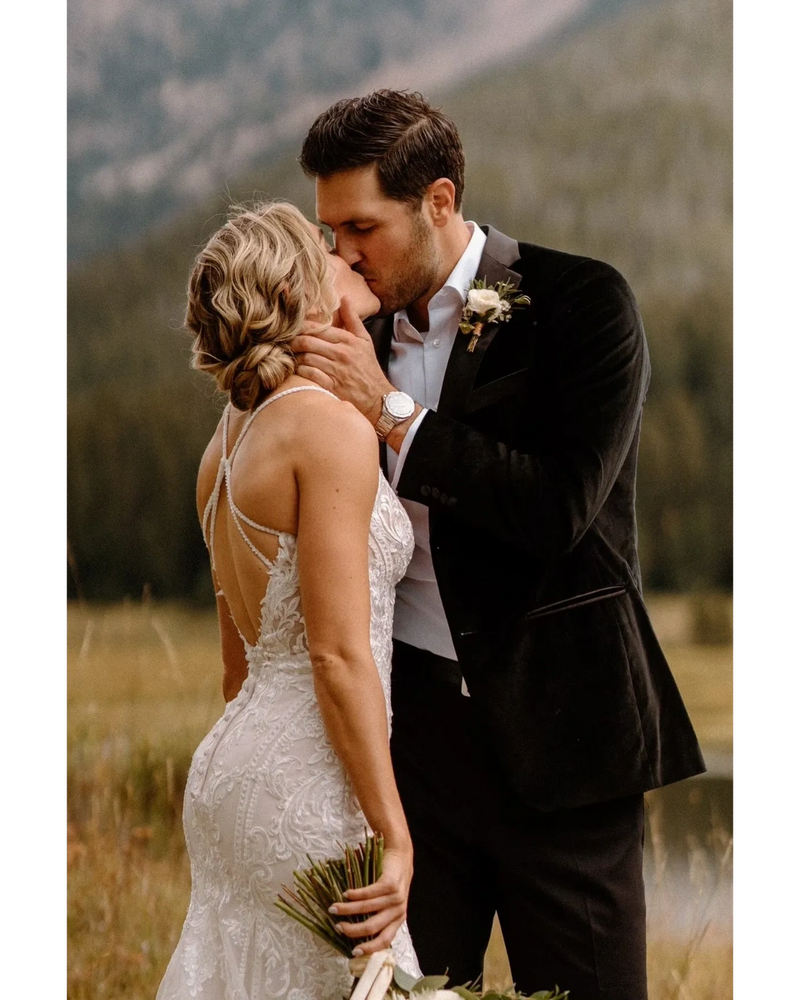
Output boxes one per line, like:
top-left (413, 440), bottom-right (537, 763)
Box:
top-left (196, 415), bottom-right (225, 514)
top-left (289, 388), bottom-right (378, 469)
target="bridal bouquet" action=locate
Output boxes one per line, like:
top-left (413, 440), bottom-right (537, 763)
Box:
top-left (276, 834), bottom-right (568, 1000)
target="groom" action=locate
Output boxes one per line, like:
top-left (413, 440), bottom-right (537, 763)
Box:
top-left (294, 90), bottom-right (705, 997)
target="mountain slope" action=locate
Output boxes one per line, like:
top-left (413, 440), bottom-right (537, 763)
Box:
top-left (69, 0), bottom-right (595, 261)
top-left (68, 0), bottom-right (731, 599)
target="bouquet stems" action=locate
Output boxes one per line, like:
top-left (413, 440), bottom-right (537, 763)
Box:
top-left (275, 833), bottom-right (569, 999)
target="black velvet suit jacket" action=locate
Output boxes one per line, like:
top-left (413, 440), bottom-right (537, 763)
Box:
top-left (370, 226), bottom-right (706, 812)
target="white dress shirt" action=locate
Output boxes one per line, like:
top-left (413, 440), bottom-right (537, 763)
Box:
top-left (387, 222), bottom-right (487, 661)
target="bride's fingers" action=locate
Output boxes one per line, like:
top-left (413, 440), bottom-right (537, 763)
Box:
top-left (329, 893), bottom-right (396, 917)
top-left (343, 879), bottom-right (401, 901)
top-left (354, 916), bottom-right (406, 956)
top-left (336, 904), bottom-right (405, 940)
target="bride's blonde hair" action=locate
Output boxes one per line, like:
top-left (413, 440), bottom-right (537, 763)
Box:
top-left (186, 201), bottom-right (338, 410)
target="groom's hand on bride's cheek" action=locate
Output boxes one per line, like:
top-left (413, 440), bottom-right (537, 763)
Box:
top-left (294, 296), bottom-right (393, 425)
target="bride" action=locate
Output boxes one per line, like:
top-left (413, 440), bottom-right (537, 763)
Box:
top-left (156, 201), bottom-right (422, 999)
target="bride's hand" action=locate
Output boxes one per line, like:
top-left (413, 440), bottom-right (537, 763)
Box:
top-left (328, 845), bottom-right (413, 955)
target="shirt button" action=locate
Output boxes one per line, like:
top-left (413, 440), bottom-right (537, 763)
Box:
top-left (432, 338), bottom-right (441, 348)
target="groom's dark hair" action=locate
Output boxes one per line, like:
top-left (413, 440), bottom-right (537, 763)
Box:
top-left (299, 90), bottom-right (465, 210)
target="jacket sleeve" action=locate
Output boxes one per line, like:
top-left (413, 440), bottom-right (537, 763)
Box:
top-left (395, 259), bottom-right (650, 558)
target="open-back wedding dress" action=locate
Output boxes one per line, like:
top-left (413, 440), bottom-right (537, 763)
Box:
top-left (156, 386), bottom-right (422, 1000)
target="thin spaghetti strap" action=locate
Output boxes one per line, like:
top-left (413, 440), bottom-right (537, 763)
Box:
top-left (221, 403), bottom-right (232, 463)
top-left (267, 384), bottom-right (338, 402)
top-left (201, 459), bottom-right (225, 563)
top-left (201, 403), bottom-right (235, 569)
top-left (226, 385), bottom-right (337, 465)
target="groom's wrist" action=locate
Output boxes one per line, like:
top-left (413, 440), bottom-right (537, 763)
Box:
top-left (372, 386), bottom-right (418, 442)
top-left (384, 403), bottom-right (423, 453)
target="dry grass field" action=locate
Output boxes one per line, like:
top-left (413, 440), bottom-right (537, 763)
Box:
top-left (67, 597), bottom-right (732, 999)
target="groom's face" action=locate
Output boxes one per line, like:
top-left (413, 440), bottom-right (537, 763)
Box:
top-left (316, 165), bottom-right (439, 317)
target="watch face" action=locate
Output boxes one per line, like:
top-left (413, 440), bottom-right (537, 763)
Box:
top-left (385, 391), bottom-right (415, 420)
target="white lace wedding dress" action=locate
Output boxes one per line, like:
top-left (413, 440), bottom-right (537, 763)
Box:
top-left (156, 386), bottom-right (422, 1000)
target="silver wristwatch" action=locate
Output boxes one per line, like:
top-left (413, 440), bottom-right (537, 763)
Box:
top-left (374, 391), bottom-right (415, 441)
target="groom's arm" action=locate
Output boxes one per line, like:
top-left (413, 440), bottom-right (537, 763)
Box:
top-left (293, 262), bottom-right (649, 560)
top-left (396, 259), bottom-right (650, 558)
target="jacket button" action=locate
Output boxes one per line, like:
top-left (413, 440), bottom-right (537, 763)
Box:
top-left (431, 487), bottom-right (440, 499)
top-left (447, 496), bottom-right (457, 507)
top-left (440, 492), bottom-right (448, 504)
top-left (420, 485), bottom-right (431, 497)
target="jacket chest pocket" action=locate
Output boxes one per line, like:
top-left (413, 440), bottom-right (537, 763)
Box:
top-left (525, 583), bottom-right (627, 621)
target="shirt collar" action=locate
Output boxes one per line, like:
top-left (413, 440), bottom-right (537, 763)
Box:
top-left (439, 221), bottom-right (488, 305)
top-left (394, 222), bottom-right (487, 338)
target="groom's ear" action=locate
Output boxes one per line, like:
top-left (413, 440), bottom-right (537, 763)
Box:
top-left (424, 178), bottom-right (458, 228)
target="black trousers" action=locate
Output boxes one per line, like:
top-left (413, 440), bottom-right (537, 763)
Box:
top-left (390, 640), bottom-right (648, 1000)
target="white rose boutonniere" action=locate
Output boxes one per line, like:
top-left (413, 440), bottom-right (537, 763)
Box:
top-left (459, 278), bottom-right (531, 352)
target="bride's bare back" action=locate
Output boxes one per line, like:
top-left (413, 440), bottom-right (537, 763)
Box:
top-left (198, 376), bottom-right (306, 644)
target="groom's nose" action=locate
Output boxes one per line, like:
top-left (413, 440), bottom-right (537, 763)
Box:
top-left (334, 234), bottom-right (363, 268)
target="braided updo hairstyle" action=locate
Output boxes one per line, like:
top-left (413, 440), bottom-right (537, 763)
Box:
top-left (186, 202), bottom-right (338, 410)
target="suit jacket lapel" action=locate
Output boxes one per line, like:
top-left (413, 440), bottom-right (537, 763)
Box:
top-left (367, 315), bottom-right (394, 374)
top-left (366, 315), bottom-right (394, 476)
top-left (437, 226), bottom-right (523, 418)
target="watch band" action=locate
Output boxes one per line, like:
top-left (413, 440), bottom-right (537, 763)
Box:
top-left (374, 392), bottom-right (414, 441)
top-left (374, 411), bottom-right (398, 442)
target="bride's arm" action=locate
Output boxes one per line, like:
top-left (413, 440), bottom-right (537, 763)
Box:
top-left (295, 400), bottom-right (413, 956)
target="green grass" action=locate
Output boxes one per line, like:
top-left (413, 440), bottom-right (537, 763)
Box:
top-left (67, 598), bottom-right (732, 998)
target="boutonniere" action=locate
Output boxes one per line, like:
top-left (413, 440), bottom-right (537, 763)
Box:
top-left (459, 278), bottom-right (531, 352)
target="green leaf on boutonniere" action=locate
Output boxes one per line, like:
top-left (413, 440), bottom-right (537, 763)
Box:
top-left (451, 988), bottom-right (481, 1000)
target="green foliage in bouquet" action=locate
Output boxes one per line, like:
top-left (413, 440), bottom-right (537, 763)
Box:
top-left (276, 834), bottom-right (569, 1000)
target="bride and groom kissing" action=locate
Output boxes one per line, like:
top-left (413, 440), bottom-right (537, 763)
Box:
top-left (155, 89), bottom-right (705, 1000)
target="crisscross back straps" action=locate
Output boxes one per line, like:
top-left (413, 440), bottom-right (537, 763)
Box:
top-left (201, 385), bottom-right (338, 571)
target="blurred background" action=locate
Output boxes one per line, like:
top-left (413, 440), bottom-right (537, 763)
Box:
top-left (67, 0), bottom-right (732, 997)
